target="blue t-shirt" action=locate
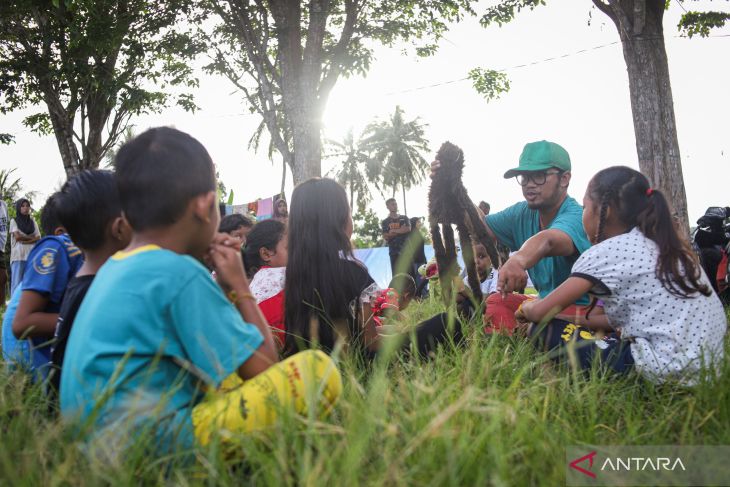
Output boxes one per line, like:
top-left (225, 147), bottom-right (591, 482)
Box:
top-left (1, 234), bottom-right (83, 373)
top-left (486, 196), bottom-right (591, 304)
top-left (59, 245), bottom-right (264, 450)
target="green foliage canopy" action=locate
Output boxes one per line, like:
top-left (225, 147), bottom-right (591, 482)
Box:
top-left (0, 0), bottom-right (203, 176)
top-left (204, 0), bottom-right (480, 182)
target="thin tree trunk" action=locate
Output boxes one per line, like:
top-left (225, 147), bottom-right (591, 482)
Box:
top-left (402, 183), bottom-right (407, 216)
top-left (596, 0), bottom-right (689, 232)
top-left (280, 157), bottom-right (287, 195)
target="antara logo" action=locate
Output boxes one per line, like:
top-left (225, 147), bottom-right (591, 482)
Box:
top-left (601, 457), bottom-right (686, 471)
top-left (569, 451), bottom-right (687, 478)
top-left (570, 451), bottom-right (597, 478)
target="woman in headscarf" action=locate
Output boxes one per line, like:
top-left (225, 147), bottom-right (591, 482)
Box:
top-left (9, 198), bottom-right (40, 294)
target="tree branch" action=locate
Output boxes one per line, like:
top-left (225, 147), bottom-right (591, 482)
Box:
top-left (592, 0), bottom-right (616, 22)
top-left (606, 0), bottom-right (634, 39)
top-left (303, 0), bottom-right (330, 86)
top-left (318, 0), bottom-right (359, 103)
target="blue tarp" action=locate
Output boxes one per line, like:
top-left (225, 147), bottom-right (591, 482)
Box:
top-left (353, 245), bottom-right (466, 289)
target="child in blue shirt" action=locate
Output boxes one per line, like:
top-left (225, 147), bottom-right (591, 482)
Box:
top-left (2, 194), bottom-right (84, 377)
top-left (59, 127), bottom-right (342, 453)
top-left (46, 169), bottom-right (132, 400)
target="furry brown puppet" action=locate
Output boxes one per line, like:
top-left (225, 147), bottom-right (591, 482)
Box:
top-left (428, 141), bottom-right (502, 305)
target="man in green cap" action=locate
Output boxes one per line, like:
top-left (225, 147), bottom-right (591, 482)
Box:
top-left (431, 140), bottom-right (591, 334)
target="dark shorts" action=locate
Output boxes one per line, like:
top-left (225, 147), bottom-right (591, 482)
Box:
top-left (0, 250), bottom-right (6, 270)
top-left (528, 319), bottom-right (634, 374)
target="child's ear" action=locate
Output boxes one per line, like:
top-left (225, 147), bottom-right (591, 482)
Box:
top-left (192, 191), bottom-right (217, 224)
top-left (110, 216), bottom-right (132, 246)
top-left (604, 204), bottom-right (614, 223)
top-left (259, 247), bottom-right (271, 263)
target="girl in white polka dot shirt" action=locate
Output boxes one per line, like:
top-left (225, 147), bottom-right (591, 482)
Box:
top-left (517, 166), bottom-right (727, 385)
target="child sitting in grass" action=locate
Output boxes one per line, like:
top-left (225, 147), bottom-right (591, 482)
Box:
top-left (219, 213), bottom-right (254, 247)
top-left (46, 170), bottom-right (132, 399)
top-left (284, 178), bottom-right (462, 360)
top-left (517, 166), bottom-right (727, 385)
top-left (2, 194), bottom-right (84, 377)
top-left (244, 219), bottom-right (288, 349)
top-left (59, 127), bottom-right (341, 453)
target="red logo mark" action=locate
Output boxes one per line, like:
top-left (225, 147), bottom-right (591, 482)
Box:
top-left (570, 451), bottom-right (598, 478)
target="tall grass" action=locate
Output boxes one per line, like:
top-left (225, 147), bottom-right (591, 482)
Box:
top-left (1, 302), bottom-right (729, 486)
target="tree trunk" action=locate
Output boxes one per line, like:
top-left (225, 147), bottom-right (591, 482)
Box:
top-left (44, 94), bottom-right (81, 179)
top-left (291, 118), bottom-right (322, 183)
top-left (597, 0), bottom-right (689, 232)
top-left (402, 183), bottom-right (408, 216)
top-left (280, 157), bottom-right (287, 195)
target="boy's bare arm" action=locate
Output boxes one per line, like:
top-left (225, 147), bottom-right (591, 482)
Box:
top-left (208, 233), bottom-right (278, 378)
top-left (234, 294), bottom-right (279, 378)
top-left (12, 290), bottom-right (57, 338)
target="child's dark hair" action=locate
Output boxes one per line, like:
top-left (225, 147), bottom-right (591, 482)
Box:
top-left (284, 178), bottom-right (359, 356)
top-left (219, 213), bottom-right (253, 235)
top-left (587, 166), bottom-right (710, 298)
top-left (114, 127), bottom-right (216, 231)
top-left (242, 219), bottom-right (286, 278)
top-left (40, 193), bottom-right (62, 236)
top-left (56, 170), bottom-right (120, 250)
top-left (390, 273), bottom-right (416, 298)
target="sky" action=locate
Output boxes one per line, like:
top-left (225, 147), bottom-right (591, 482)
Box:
top-left (1, 1), bottom-right (728, 225)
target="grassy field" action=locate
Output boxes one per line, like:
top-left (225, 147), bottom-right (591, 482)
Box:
top-left (1, 300), bottom-right (729, 486)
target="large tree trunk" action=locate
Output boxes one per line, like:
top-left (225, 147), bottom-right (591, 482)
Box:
top-left (44, 92), bottom-right (81, 179)
top-left (596, 0), bottom-right (689, 232)
top-left (290, 116), bottom-right (322, 183)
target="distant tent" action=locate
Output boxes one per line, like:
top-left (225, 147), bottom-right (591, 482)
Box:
top-left (353, 245), bottom-right (466, 288)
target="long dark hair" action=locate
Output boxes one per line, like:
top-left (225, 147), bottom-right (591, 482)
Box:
top-left (587, 166), bottom-right (710, 298)
top-left (284, 178), bottom-right (360, 356)
top-left (243, 219), bottom-right (286, 278)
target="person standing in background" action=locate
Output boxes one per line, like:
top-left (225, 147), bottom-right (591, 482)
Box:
top-left (0, 199), bottom-right (8, 303)
top-left (273, 197), bottom-right (288, 223)
top-left (479, 201), bottom-right (491, 216)
top-left (381, 198), bottom-right (410, 275)
top-left (403, 216), bottom-right (427, 287)
top-left (9, 198), bottom-right (40, 294)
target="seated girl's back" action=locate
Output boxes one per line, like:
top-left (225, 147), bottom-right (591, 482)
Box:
top-left (244, 219), bottom-right (288, 348)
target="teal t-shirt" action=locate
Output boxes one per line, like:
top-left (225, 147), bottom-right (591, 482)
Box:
top-left (59, 245), bottom-right (263, 450)
top-left (486, 196), bottom-right (591, 304)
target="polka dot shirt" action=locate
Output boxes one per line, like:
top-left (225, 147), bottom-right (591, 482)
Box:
top-left (571, 227), bottom-right (727, 385)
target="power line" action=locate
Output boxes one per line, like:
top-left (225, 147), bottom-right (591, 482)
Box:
top-left (383, 33), bottom-right (729, 96)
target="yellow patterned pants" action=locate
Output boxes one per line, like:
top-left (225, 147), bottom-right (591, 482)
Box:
top-left (191, 350), bottom-right (342, 446)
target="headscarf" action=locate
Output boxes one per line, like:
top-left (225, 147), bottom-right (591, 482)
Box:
top-left (14, 198), bottom-right (35, 235)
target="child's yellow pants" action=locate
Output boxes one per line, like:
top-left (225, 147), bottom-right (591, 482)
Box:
top-left (191, 350), bottom-right (342, 445)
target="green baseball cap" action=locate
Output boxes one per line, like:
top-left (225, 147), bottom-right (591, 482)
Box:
top-left (503, 140), bottom-right (571, 179)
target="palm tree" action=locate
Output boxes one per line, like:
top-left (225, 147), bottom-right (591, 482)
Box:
top-left (0, 168), bottom-right (22, 203)
top-left (325, 128), bottom-right (373, 213)
top-left (362, 106), bottom-right (429, 215)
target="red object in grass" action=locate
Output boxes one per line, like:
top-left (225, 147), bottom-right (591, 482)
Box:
top-left (371, 288), bottom-right (400, 326)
